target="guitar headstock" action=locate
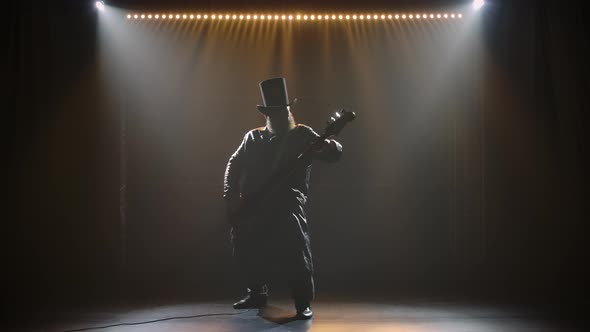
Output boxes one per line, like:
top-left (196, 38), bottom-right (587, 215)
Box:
top-left (324, 109), bottom-right (356, 137)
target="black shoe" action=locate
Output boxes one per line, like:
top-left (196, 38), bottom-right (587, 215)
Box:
top-left (295, 300), bottom-right (313, 320)
top-left (233, 294), bottom-right (268, 309)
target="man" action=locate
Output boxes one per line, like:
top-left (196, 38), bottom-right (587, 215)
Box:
top-left (223, 77), bottom-right (342, 319)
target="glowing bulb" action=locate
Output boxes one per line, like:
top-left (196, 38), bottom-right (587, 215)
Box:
top-left (281, 15), bottom-right (286, 20)
top-left (190, 14), bottom-right (194, 19)
top-left (422, 14), bottom-right (427, 18)
top-left (246, 15), bottom-right (250, 20)
top-left (360, 15), bottom-right (364, 19)
top-left (253, 15), bottom-right (257, 20)
top-left (303, 15), bottom-right (308, 20)
top-left (444, 13), bottom-right (448, 18)
top-left (204, 14), bottom-right (208, 19)
top-left (409, 14), bottom-right (413, 19)
top-left (437, 13), bottom-right (441, 18)
top-left (134, 14), bottom-right (138, 19)
top-left (367, 14), bottom-right (371, 20)
top-left (126, 14), bottom-right (131, 19)
top-left (274, 15), bottom-right (279, 19)
top-left (296, 15), bottom-right (301, 20)
top-left (473, 0), bottom-right (484, 10)
top-left (318, 15), bottom-right (322, 20)
top-left (451, 13), bottom-right (455, 18)
top-left (260, 15), bottom-right (265, 20)
top-left (311, 15), bottom-right (315, 20)
top-left (239, 14), bottom-right (243, 19)
top-left (373, 14), bottom-right (378, 19)
top-left (395, 14), bottom-right (399, 19)
top-left (352, 14), bottom-right (357, 19)
top-left (148, 14), bottom-right (152, 19)
top-left (402, 14), bottom-right (406, 19)
top-left (331, 15), bottom-right (336, 20)
top-left (324, 15), bottom-right (329, 19)
top-left (346, 14), bottom-right (350, 19)
top-left (381, 14), bottom-right (385, 19)
top-left (95, 1), bottom-right (104, 11)
top-left (458, 13), bottom-right (463, 18)
top-left (288, 15), bottom-right (293, 20)
top-left (197, 14), bottom-right (201, 19)
top-left (141, 14), bottom-right (145, 19)
top-left (338, 14), bottom-right (343, 19)
top-left (388, 14), bottom-right (392, 19)
top-left (182, 14), bottom-right (186, 19)
top-left (430, 14), bottom-right (434, 18)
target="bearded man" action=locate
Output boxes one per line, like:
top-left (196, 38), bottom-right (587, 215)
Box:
top-left (223, 77), bottom-right (342, 319)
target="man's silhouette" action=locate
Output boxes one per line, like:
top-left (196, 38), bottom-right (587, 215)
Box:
top-left (224, 78), bottom-right (342, 319)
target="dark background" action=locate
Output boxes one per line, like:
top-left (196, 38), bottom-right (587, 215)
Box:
top-left (7, 0), bottom-right (588, 320)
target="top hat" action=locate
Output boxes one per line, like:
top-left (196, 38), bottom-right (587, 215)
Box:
top-left (256, 77), bottom-right (293, 115)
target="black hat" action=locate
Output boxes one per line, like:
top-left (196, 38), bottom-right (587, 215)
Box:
top-left (256, 77), bottom-right (293, 115)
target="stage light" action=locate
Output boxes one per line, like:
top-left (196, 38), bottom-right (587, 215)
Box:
top-left (331, 15), bottom-right (336, 20)
top-left (139, 14), bottom-right (144, 19)
top-left (444, 13), bottom-right (448, 18)
top-left (473, 0), bottom-right (484, 10)
top-left (422, 14), bottom-right (427, 19)
top-left (338, 14), bottom-right (343, 19)
top-left (409, 14), bottom-right (413, 19)
top-left (353, 14), bottom-right (357, 19)
top-left (402, 14), bottom-right (406, 19)
top-left (324, 15), bottom-right (329, 19)
top-left (225, 14), bottom-right (229, 19)
top-left (253, 14), bottom-right (258, 20)
top-left (239, 14), bottom-right (243, 19)
top-left (288, 15), bottom-right (293, 20)
top-left (360, 15), bottom-right (364, 19)
top-left (281, 15), bottom-right (286, 20)
top-left (95, 1), bottom-right (104, 11)
top-left (395, 14), bottom-right (399, 19)
top-left (182, 14), bottom-right (186, 19)
top-left (190, 14), bottom-right (194, 19)
top-left (430, 14), bottom-right (434, 18)
top-left (451, 13), bottom-right (455, 18)
top-left (318, 15), bottom-right (323, 20)
top-left (296, 14), bottom-right (301, 20)
top-left (367, 15), bottom-right (371, 20)
top-left (373, 14), bottom-right (378, 19)
top-left (260, 15), bottom-right (265, 20)
top-left (274, 15), bottom-right (279, 20)
top-left (381, 14), bottom-right (385, 19)
top-left (437, 13), bottom-right (441, 18)
top-left (126, 14), bottom-right (131, 19)
top-left (246, 14), bottom-right (250, 20)
top-left (197, 14), bottom-right (201, 19)
top-left (303, 15), bottom-right (308, 20)
top-left (148, 14), bottom-right (152, 19)
top-left (346, 14), bottom-right (350, 19)
top-left (204, 14), bottom-right (208, 19)
top-left (134, 14), bottom-right (138, 19)
top-left (458, 13), bottom-right (463, 18)
top-left (311, 15), bottom-right (315, 20)
top-left (388, 14), bottom-right (392, 19)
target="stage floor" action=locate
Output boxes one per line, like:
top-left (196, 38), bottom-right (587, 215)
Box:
top-left (25, 299), bottom-right (582, 332)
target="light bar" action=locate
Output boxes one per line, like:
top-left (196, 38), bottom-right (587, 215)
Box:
top-left (124, 12), bottom-right (464, 22)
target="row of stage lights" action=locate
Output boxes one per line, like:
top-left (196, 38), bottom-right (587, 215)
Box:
top-left (125, 13), bottom-right (463, 21)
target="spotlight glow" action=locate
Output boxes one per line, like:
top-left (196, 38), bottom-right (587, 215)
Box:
top-left (437, 13), bottom-right (441, 18)
top-left (190, 14), bottom-right (194, 19)
top-left (353, 14), bottom-right (357, 19)
top-left (422, 14), bottom-right (427, 19)
top-left (197, 14), bottom-right (201, 19)
top-left (473, 0), bottom-right (485, 10)
top-left (296, 14), bottom-right (301, 20)
top-left (395, 14), bottom-right (399, 19)
top-left (388, 14), bottom-right (392, 19)
top-left (148, 14), bottom-right (152, 19)
top-left (281, 15), bottom-right (286, 20)
top-left (126, 14), bottom-right (131, 19)
top-left (345, 14), bottom-right (350, 20)
top-left (430, 14), bottom-right (434, 18)
top-left (95, 1), bottom-right (104, 11)
top-left (381, 14), bottom-right (385, 19)
top-left (288, 15), bottom-right (293, 20)
top-left (134, 14), bottom-right (138, 19)
top-left (458, 13), bottom-right (463, 18)
top-left (182, 14), bottom-right (187, 19)
top-left (409, 14), bottom-right (413, 19)
top-left (444, 13), bottom-right (448, 18)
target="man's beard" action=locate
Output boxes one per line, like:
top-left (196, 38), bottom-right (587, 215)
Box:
top-left (266, 111), bottom-right (296, 135)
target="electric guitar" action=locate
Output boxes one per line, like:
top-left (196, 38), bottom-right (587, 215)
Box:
top-left (228, 109), bottom-right (356, 226)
